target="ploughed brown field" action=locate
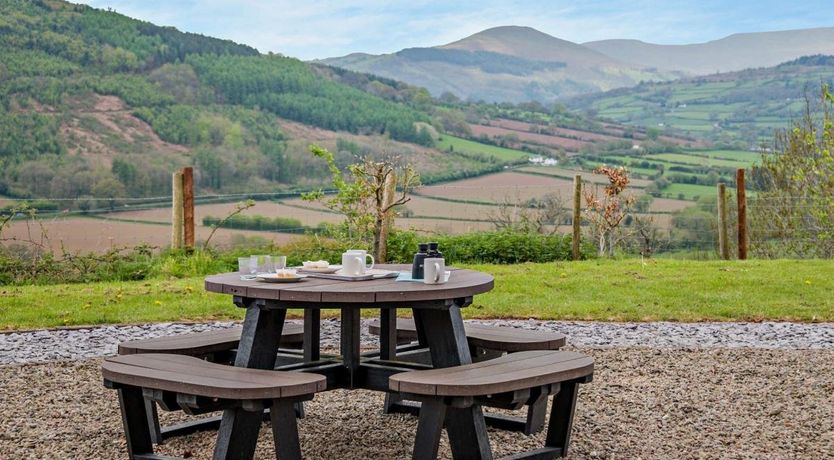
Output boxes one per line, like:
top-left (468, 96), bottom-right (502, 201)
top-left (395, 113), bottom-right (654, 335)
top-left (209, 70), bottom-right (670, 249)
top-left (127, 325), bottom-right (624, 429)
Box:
top-left (471, 118), bottom-right (704, 150)
top-left (470, 124), bottom-right (590, 151)
top-left (517, 167), bottom-right (652, 188)
top-left (2, 217), bottom-right (298, 253)
top-left (106, 202), bottom-right (344, 227)
top-left (415, 171), bottom-right (687, 213)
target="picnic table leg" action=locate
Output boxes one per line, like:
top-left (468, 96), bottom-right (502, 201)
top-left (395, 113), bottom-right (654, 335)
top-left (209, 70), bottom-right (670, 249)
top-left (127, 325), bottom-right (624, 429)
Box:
top-left (341, 307), bottom-right (361, 388)
top-left (213, 301), bottom-right (287, 460)
top-left (303, 308), bottom-right (321, 362)
top-left (379, 308), bottom-right (398, 361)
top-left (413, 304), bottom-right (493, 460)
top-left (379, 307), bottom-right (403, 413)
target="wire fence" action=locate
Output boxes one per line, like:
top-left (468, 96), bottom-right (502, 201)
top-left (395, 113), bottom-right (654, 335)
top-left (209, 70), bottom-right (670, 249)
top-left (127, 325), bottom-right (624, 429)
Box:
top-left (2, 185), bottom-right (832, 259)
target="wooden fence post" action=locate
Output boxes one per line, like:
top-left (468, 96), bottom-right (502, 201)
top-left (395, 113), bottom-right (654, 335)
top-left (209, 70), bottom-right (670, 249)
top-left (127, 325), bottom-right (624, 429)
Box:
top-left (736, 169), bottom-right (747, 260)
top-left (171, 171), bottom-right (184, 249)
top-left (182, 167), bottom-right (195, 251)
top-left (572, 174), bottom-right (582, 260)
top-left (717, 183), bottom-right (730, 260)
top-left (378, 173), bottom-right (397, 263)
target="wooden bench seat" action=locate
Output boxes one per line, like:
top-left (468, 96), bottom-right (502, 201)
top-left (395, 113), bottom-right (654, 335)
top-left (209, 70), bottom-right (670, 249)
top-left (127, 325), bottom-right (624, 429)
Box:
top-left (368, 318), bottom-right (567, 353)
top-left (117, 324), bottom-right (305, 445)
top-left (103, 354), bottom-right (325, 460)
top-left (118, 323), bottom-right (304, 357)
top-left (389, 350), bottom-right (594, 460)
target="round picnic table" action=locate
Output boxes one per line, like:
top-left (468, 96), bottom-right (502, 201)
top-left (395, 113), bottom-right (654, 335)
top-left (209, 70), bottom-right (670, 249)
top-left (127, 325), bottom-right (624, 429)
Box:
top-left (204, 264), bottom-right (495, 459)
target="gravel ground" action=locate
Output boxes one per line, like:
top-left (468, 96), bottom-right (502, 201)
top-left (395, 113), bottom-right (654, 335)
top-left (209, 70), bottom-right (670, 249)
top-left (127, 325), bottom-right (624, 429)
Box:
top-left (3, 319), bottom-right (834, 364)
top-left (1, 348), bottom-right (832, 459)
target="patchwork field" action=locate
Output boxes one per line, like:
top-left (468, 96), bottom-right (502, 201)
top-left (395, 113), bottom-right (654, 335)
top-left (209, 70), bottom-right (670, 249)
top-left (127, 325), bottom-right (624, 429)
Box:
top-left (417, 171), bottom-right (581, 203)
top-left (3, 163), bottom-right (697, 253)
top-left (2, 217), bottom-right (298, 253)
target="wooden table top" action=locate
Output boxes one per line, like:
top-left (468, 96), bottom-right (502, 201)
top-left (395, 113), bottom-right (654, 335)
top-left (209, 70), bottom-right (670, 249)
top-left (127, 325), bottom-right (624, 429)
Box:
top-left (204, 264), bottom-right (494, 305)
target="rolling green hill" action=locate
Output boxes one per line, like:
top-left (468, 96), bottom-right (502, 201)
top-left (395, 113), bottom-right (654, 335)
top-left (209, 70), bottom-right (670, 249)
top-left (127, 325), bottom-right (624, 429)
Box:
top-left (319, 26), bottom-right (680, 103)
top-left (567, 56), bottom-right (834, 145)
top-left (0, 0), bottom-right (472, 203)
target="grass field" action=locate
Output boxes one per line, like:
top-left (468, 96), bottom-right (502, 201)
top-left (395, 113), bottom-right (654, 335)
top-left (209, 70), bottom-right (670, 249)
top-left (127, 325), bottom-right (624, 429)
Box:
top-left (2, 259), bottom-right (831, 330)
top-left (662, 183), bottom-right (722, 200)
top-left (646, 153), bottom-right (751, 168)
top-left (689, 149), bottom-right (761, 163)
top-left (436, 135), bottom-right (530, 161)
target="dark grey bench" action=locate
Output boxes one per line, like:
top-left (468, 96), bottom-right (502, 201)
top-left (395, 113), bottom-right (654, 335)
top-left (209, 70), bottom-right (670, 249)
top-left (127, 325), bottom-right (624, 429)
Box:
top-left (368, 318), bottom-right (567, 356)
top-left (389, 350), bottom-right (594, 460)
top-left (102, 353), bottom-right (325, 460)
top-left (118, 324), bottom-right (304, 358)
top-left (369, 318), bottom-right (567, 434)
top-left (117, 324), bottom-right (304, 444)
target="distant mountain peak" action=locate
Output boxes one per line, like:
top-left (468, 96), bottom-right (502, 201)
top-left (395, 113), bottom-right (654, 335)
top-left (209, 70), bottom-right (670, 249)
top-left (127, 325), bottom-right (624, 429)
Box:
top-left (441, 25), bottom-right (617, 65)
top-left (462, 25), bottom-right (556, 40)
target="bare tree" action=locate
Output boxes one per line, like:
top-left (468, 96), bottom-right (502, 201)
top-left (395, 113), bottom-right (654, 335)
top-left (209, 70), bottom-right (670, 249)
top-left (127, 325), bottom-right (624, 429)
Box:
top-left (354, 158), bottom-right (419, 262)
top-left (583, 166), bottom-right (635, 256)
top-left (303, 145), bottom-right (419, 262)
top-left (489, 193), bottom-right (567, 234)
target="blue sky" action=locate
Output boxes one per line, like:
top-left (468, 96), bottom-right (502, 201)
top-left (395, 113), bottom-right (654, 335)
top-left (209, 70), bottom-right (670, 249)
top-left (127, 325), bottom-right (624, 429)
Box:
top-left (76, 0), bottom-right (833, 60)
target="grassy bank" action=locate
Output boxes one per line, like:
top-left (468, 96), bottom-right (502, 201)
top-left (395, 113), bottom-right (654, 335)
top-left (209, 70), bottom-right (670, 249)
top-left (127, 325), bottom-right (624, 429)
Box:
top-left (1, 259), bottom-right (832, 330)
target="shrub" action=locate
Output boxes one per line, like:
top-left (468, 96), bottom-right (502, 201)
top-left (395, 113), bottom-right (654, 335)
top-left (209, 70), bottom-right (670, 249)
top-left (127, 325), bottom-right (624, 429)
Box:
top-left (202, 214), bottom-right (305, 232)
top-left (388, 231), bottom-right (594, 264)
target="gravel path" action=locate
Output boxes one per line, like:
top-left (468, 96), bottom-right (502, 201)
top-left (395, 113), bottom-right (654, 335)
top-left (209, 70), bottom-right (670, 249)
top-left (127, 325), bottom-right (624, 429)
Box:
top-left (2, 348), bottom-right (832, 459)
top-left (2, 319), bottom-right (834, 364)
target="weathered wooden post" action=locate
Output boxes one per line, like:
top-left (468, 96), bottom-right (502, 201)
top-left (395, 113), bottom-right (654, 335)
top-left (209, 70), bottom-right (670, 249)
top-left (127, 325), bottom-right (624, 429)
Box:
top-left (717, 183), bottom-right (730, 260)
top-left (378, 173), bottom-right (397, 263)
top-left (171, 170), bottom-right (184, 249)
top-left (736, 169), bottom-right (747, 260)
top-left (182, 167), bottom-right (195, 251)
top-left (572, 174), bottom-right (582, 260)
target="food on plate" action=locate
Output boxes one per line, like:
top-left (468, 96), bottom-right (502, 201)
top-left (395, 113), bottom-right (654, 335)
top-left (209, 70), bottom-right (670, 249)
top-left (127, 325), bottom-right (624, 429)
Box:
top-left (302, 260), bottom-right (330, 268)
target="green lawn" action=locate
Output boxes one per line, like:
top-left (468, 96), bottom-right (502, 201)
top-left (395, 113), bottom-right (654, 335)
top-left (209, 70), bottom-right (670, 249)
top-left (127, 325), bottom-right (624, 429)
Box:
top-left (437, 135), bottom-right (529, 161)
top-left (1, 260), bottom-right (832, 329)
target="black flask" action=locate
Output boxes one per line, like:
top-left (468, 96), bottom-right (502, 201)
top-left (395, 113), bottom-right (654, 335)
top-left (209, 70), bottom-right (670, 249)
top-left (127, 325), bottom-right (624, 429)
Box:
top-left (427, 242), bottom-right (442, 259)
top-left (412, 243), bottom-right (429, 279)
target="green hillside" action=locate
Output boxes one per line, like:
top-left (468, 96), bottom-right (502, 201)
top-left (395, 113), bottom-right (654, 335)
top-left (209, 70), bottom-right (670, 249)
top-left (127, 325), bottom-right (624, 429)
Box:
top-left (0, 0), bottom-right (453, 202)
top-left (567, 56), bottom-right (834, 145)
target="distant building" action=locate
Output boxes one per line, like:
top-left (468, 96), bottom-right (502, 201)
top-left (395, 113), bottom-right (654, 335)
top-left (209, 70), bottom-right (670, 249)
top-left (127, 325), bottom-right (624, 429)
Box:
top-left (529, 156), bottom-right (558, 166)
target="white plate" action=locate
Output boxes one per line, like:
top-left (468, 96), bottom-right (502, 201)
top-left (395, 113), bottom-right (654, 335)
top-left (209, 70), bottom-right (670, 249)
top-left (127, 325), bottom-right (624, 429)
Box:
top-left (256, 273), bottom-right (307, 283)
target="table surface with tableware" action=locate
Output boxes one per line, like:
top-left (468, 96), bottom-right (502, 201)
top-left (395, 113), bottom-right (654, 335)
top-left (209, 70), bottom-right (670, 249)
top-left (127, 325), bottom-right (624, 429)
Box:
top-left (203, 247), bottom-right (498, 457)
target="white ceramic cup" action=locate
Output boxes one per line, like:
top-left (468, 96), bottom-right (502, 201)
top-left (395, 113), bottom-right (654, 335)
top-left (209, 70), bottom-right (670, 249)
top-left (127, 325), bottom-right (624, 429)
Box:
top-left (346, 249), bottom-right (374, 270)
top-left (341, 252), bottom-right (365, 276)
top-left (423, 258), bottom-right (446, 284)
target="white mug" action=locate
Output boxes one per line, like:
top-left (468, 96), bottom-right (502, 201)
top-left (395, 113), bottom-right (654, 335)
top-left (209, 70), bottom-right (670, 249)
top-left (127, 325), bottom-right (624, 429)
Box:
top-left (346, 249), bottom-right (374, 270)
top-left (423, 258), bottom-right (446, 285)
top-left (341, 252), bottom-right (365, 276)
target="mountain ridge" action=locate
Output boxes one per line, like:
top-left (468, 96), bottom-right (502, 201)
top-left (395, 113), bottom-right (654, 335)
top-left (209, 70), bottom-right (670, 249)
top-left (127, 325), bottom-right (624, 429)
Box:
top-left (584, 27), bottom-right (834, 74)
top-left (319, 26), bottom-right (674, 103)
top-left (321, 25), bottom-right (834, 103)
